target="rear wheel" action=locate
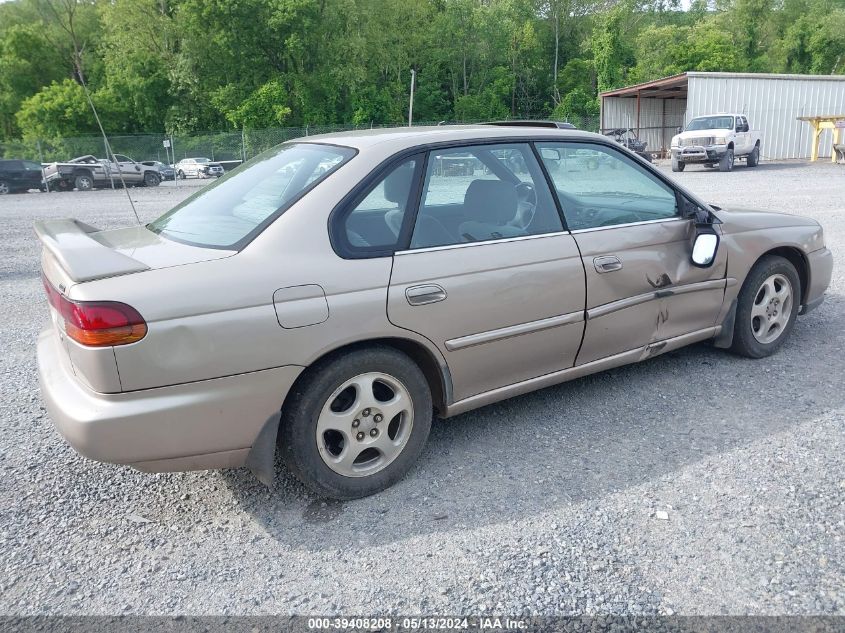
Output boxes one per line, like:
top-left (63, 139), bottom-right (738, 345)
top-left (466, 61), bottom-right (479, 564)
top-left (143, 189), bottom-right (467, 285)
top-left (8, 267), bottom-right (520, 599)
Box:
top-left (747, 144), bottom-right (760, 167)
top-left (730, 255), bottom-right (800, 358)
top-left (0, 181), bottom-right (10, 195)
top-left (278, 346), bottom-right (433, 499)
top-left (671, 156), bottom-right (685, 172)
top-left (74, 173), bottom-right (93, 191)
top-left (718, 148), bottom-right (735, 172)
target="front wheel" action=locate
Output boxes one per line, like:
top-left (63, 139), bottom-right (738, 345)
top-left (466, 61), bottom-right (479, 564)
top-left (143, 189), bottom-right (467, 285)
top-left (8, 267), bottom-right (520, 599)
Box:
top-left (143, 171), bottom-right (161, 187)
top-left (718, 148), bottom-right (735, 172)
top-left (278, 346), bottom-right (433, 499)
top-left (177, 170), bottom-right (185, 180)
top-left (730, 255), bottom-right (800, 358)
top-left (671, 156), bottom-right (685, 172)
top-left (0, 181), bottom-right (10, 195)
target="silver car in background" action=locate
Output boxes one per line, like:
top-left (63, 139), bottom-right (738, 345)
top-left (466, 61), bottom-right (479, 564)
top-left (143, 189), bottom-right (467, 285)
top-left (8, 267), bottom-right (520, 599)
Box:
top-left (175, 157), bottom-right (225, 179)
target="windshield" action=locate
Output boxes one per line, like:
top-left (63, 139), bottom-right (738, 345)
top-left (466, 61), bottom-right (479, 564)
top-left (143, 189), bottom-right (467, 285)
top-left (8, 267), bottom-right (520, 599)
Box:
top-left (686, 116), bottom-right (734, 131)
top-left (194, 158), bottom-right (209, 163)
top-left (148, 143), bottom-right (356, 249)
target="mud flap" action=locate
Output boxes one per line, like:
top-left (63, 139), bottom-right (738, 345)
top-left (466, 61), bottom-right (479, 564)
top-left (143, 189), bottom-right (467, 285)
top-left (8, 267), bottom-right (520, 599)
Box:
top-left (244, 411), bottom-right (281, 487)
top-left (712, 299), bottom-right (738, 348)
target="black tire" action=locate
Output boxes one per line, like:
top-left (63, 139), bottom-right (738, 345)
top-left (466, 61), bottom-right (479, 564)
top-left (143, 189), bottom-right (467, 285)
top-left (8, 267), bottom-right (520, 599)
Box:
top-left (143, 171), bottom-right (161, 187)
top-left (747, 144), bottom-right (760, 167)
top-left (177, 170), bottom-right (185, 180)
top-left (671, 156), bottom-right (685, 172)
top-left (718, 148), bottom-right (734, 172)
top-left (74, 172), bottom-right (93, 191)
top-left (278, 346), bottom-right (433, 499)
top-left (0, 181), bottom-right (10, 195)
top-left (730, 255), bottom-right (801, 359)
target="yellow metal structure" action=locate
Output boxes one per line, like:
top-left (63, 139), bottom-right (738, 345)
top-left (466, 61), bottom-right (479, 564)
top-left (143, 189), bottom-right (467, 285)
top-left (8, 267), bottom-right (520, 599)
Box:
top-left (797, 115), bottom-right (845, 162)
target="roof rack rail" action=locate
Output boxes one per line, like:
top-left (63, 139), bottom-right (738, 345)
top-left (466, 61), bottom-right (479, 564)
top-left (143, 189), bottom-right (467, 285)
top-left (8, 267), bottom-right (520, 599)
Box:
top-left (485, 120), bottom-right (577, 129)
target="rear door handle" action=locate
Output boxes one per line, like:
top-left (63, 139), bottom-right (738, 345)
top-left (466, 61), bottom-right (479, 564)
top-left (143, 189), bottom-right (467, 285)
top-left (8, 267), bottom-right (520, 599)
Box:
top-left (406, 284), bottom-right (447, 306)
top-left (594, 255), bottom-right (623, 273)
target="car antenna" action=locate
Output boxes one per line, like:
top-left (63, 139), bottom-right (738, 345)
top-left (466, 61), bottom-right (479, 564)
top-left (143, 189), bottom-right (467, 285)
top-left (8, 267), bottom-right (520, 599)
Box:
top-left (76, 70), bottom-right (142, 226)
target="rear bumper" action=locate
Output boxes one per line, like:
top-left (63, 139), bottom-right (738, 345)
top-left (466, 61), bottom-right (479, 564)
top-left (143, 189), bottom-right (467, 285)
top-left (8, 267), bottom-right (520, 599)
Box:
top-left (37, 327), bottom-right (302, 472)
top-left (802, 247), bottom-right (833, 313)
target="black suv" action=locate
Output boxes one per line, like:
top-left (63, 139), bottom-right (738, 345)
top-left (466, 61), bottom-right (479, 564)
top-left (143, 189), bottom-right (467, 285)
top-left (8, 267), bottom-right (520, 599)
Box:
top-left (0, 159), bottom-right (45, 194)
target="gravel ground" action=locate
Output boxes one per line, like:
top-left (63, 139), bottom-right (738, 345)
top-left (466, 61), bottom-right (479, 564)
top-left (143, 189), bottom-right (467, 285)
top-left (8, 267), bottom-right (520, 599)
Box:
top-left (0, 161), bottom-right (843, 617)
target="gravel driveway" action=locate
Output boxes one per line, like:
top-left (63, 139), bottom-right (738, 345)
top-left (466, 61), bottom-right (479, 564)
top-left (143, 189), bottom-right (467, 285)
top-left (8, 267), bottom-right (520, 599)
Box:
top-left (0, 161), bottom-right (843, 617)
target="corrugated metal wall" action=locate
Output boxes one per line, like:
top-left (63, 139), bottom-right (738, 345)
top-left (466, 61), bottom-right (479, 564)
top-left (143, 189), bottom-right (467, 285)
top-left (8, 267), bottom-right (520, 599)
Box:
top-left (601, 96), bottom-right (686, 156)
top-left (687, 73), bottom-right (845, 159)
top-left (601, 73), bottom-right (845, 160)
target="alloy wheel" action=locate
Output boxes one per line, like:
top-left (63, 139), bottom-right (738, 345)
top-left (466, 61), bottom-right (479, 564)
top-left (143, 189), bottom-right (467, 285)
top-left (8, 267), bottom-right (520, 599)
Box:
top-left (315, 372), bottom-right (414, 478)
top-left (0, 182), bottom-right (9, 194)
top-left (751, 273), bottom-right (793, 344)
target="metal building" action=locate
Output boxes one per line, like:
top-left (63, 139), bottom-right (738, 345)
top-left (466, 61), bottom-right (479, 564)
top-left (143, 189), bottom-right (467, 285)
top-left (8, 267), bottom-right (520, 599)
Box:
top-left (599, 72), bottom-right (845, 159)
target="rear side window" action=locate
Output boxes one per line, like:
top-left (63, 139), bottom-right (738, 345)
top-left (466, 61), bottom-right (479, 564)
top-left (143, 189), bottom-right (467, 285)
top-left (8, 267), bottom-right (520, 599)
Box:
top-left (411, 143), bottom-right (562, 249)
top-left (341, 158), bottom-right (419, 252)
top-left (149, 143), bottom-right (355, 249)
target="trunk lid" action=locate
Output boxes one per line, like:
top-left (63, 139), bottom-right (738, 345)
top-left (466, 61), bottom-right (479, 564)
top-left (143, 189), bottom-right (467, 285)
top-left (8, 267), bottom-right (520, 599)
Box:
top-left (35, 219), bottom-right (234, 287)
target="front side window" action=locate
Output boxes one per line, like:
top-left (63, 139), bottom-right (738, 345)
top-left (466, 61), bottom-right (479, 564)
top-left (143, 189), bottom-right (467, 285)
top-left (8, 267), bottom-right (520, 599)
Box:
top-left (149, 143), bottom-right (355, 249)
top-left (341, 158), bottom-right (419, 251)
top-left (24, 161), bottom-right (42, 171)
top-left (410, 143), bottom-right (561, 249)
top-left (536, 142), bottom-right (678, 230)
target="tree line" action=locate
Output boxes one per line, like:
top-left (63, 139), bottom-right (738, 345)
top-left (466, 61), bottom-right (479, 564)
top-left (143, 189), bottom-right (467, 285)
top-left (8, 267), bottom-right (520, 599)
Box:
top-left (1, 0), bottom-right (843, 146)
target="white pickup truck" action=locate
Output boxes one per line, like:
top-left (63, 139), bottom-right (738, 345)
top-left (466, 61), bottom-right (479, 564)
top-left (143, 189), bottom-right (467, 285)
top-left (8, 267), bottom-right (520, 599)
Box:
top-left (670, 113), bottom-right (761, 172)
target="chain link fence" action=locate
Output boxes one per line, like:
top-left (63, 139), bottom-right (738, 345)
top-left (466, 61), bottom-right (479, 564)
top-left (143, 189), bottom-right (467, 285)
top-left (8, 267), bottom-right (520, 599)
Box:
top-left (1, 117), bottom-right (601, 164)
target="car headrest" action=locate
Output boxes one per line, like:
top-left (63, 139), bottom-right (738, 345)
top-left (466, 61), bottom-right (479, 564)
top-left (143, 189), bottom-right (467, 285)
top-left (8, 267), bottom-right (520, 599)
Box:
top-left (383, 163), bottom-right (415, 206)
top-left (463, 179), bottom-right (517, 225)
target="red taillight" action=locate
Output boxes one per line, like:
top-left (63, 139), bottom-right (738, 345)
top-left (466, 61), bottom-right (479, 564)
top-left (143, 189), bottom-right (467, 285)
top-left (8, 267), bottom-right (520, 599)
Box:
top-left (42, 275), bottom-right (147, 347)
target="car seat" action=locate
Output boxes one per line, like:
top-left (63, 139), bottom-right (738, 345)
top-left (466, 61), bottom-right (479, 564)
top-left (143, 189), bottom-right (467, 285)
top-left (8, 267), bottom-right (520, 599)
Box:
top-left (458, 179), bottom-right (524, 242)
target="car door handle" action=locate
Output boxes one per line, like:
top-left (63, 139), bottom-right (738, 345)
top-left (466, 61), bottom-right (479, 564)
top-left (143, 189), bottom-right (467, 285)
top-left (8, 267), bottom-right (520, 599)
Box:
top-left (594, 256), bottom-right (623, 273)
top-left (406, 284), bottom-right (447, 306)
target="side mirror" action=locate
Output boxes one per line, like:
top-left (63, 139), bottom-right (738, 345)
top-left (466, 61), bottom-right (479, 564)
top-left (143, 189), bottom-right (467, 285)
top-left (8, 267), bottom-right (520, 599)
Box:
top-left (691, 230), bottom-right (719, 267)
top-left (539, 148), bottom-right (561, 161)
top-left (676, 126), bottom-right (683, 134)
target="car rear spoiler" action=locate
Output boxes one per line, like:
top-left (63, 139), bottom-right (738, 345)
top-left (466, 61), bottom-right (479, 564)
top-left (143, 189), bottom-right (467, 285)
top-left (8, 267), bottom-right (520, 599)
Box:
top-left (33, 219), bottom-right (149, 283)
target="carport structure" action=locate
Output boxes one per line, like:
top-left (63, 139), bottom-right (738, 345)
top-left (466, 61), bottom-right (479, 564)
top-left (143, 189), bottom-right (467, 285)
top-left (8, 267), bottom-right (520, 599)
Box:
top-left (599, 73), bottom-right (688, 158)
top-left (600, 72), bottom-right (845, 160)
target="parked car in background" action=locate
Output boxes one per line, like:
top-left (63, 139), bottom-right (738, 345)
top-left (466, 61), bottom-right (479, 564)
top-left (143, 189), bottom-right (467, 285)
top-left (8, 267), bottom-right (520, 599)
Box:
top-left (175, 157), bottom-right (225, 179)
top-left (141, 161), bottom-right (175, 181)
top-left (35, 125), bottom-right (831, 500)
top-left (0, 159), bottom-right (45, 194)
top-left (671, 114), bottom-right (761, 172)
top-left (604, 128), bottom-right (652, 162)
top-left (43, 154), bottom-right (162, 191)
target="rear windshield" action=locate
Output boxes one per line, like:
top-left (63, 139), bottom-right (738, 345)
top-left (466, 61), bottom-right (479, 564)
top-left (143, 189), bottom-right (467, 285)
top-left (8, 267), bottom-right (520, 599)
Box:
top-left (148, 143), bottom-right (356, 249)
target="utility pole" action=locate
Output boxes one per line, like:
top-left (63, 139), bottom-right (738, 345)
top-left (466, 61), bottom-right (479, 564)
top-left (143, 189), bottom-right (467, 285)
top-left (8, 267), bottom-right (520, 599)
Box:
top-left (408, 69), bottom-right (416, 127)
